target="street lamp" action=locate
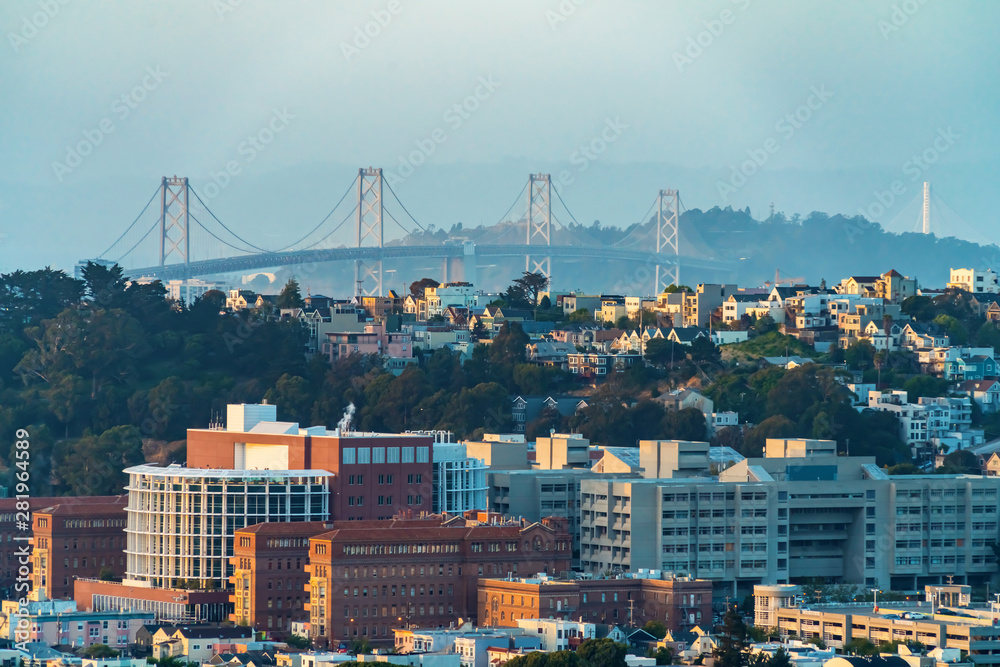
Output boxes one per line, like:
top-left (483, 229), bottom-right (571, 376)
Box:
top-left (871, 589), bottom-right (881, 613)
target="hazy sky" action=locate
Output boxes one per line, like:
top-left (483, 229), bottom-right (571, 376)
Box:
top-left (1, 0), bottom-right (997, 271)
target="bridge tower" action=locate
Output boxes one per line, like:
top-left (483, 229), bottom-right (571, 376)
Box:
top-left (355, 167), bottom-right (384, 296)
top-left (159, 176), bottom-right (190, 266)
top-left (525, 173), bottom-right (552, 283)
top-left (655, 188), bottom-right (680, 292)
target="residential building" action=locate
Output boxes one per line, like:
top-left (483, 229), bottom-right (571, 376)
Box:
top-left (867, 390), bottom-right (975, 456)
top-left (835, 270), bottom-right (917, 303)
top-left (323, 321), bottom-right (412, 362)
top-left (230, 521), bottom-right (332, 633)
top-left (722, 295), bottom-right (766, 324)
top-left (359, 292), bottom-right (404, 318)
top-left (579, 438), bottom-right (1000, 596)
top-left (509, 396), bottom-right (589, 434)
top-left (431, 442), bottom-right (489, 514)
top-left (513, 619), bottom-right (596, 651)
top-left (567, 352), bottom-right (641, 380)
top-left (683, 284), bottom-right (737, 328)
top-left (0, 598), bottom-right (153, 649)
top-left (959, 379), bottom-right (1000, 413)
top-left (666, 327), bottom-right (709, 345)
top-left (31, 496), bottom-right (128, 600)
top-left (424, 283), bottom-right (480, 319)
top-left (527, 341), bottom-right (579, 368)
top-left (480, 572), bottom-right (712, 632)
top-left (151, 626), bottom-right (255, 663)
top-left (166, 279), bottom-right (227, 305)
top-left (303, 514), bottom-right (572, 647)
top-left (562, 294), bottom-right (602, 317)
top-left (599, 296), bottom-right (628, 325)
top-left (948, 268), bottom-right (1000, 294)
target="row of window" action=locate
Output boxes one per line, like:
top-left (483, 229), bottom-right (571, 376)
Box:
top-left (342, 446), bottom-right (429, 465)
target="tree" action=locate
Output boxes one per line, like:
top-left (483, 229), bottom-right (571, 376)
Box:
top-left (471, 319), bottom-right (488, 342)
top-left (645, 338), bottom-right (683, 368)
top-left (82, 644), bottom-right (119, 658)
top-left (767, 648), bottom-right (791, 667)
top-left (713, 607), bottom-right (748, 667)
top-left (742, 415), bottom-right (797, 457)
top-left (409, 277), bottom-right (440, 298)
top-left (939, 449), bottom-right (979, 474)
top-left (568, 308), bottom-right (593, 324)
top-left (689, 336), bottom-right (721, 364)
top-left (513, 271), bottom-right (550, 309)
top-left (286, 633), bottom-right (312, 649)
top-left (98, 567), bottom-right (116, 581)
top-left (642, 620), bottom-right (667, 640)
top-left (842, 638), bottom-right (877, 656)
top-left (276, 278), bottom-right (305, 309)
top-left (577, 638), bottom-right (627, 667)
top-left (650, 647), bottom-right (673, 665)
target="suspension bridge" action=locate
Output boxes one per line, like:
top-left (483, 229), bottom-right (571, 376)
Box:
top-left (90, 169), bottom-right (735, 296)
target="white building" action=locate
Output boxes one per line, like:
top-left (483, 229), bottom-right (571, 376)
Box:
top-left (949, 268), bottom-right (1000, 294)
top-left (425, 283), bottom-right (481, 319)
top-left (514, 618), bottom-right (596, 652)
top-left (432, 442), bottom-right (489, 514)
top-left (866, 391), bottom-right (974, 456)
top-left (166, 279), bottom-right (227, 305)
top-left (123, 464), bottom-right (331, 589)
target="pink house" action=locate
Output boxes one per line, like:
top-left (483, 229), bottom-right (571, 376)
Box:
top-left (323, 321), bottom-right (412, 361)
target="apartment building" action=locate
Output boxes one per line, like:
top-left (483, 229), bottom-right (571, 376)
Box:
top-left (303, 514), bottom-right (571, 647)
top-left (230, 521), bottom-right (332, 633)
top-left (31, 497), bottom-right (128, 600)
top-left (479, 572), bottom-right (712, 632)
top-left (949, 268), bottom-right (1000, 294)
top-left (579, 439), bottom-right (1000, 597)
top-left (867, 390), bottom-right (976, 457)
top-left (0, 598), bottom-right (153, 649)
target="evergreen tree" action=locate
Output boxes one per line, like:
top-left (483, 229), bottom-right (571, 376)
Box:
top-left (714, 607), bottom-right (749, 667)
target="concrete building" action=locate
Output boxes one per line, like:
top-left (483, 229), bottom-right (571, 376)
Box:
top-left (579, 438), bottom-right (1000, 597)
top-left (165, 279), bottom-right (227, 305)
top-left (514, 619), bottom-right (595, 651)
top-left (536, 434), bottom-right (591, 470)
top-left (303, 515), bottom-right (571, 648)
top-left (480, 572), bottom-right (712, 632)
top-left (463, 435), bottom-right (531, 471)
top-left (683, 284), bottom-right (738, 327)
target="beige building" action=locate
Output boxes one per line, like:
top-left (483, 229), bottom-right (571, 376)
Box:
top-left (579, 439), bottom-right (1000, 597)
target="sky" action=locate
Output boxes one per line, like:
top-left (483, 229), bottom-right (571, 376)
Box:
top-left (1, 0), bottom-right (998, 273)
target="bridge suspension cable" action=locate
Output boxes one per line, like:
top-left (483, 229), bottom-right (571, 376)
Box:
top-left (112, 218), bottom-right (160, 264)
top-left (97, 186), bottom-right (161, 259)
top-left (189, 188), bottom-right (271, 253)
top-left (189, 212), bottom-right (262, 255)
top-left (612, 197), bottom-right (658, 248)
top-left (299, 203), bottom-right (361, 251)
top-left (383, 180), bottom-right (427, 234)
top-left (272, 173), bottom-right (360, 252)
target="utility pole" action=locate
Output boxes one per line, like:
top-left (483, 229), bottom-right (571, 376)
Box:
top-left (628, 598), bottom-right (635, 628)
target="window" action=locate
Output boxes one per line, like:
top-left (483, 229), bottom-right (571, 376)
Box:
top-left (403, 447), bottom-right (415, 463)
top-left (388, 448), bottom-right (400, 463)
top-left (358, 448), bottom-right (371, 465)
top-left (373, 447), bottom-right (386, 464)
top-left (343, 448), bottom-right (356, 464)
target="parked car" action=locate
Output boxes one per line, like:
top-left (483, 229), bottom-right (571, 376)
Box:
top-left (903, 612), bottom-right (926, 620)
top-left (881, 613), bottom-right (901, 619)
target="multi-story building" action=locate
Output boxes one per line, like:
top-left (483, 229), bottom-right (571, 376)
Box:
top-left (424, 283), bottom-right (480, 319)
top-left (303, 514), bottom-right (572, 647)
top-left (949, 268), bottom-right (1000, 294)
top-left (165, 279), bottom-right (227, 305)
top-left (431, 442), bottom-right (488, 514)
top-left (0, 598), bottom-right (153, 649)
top-left (479, 572), bottom-right (713, 632)
top-left (683, 284), bottom-right (738, 327)
top-left (31, 496), bottom-right (128, 600)
top-left (322, 321), bottom-right (413, 362)
top-left (122, 465), bottom-right (331, 590)
top-left (579, 438), bottom-right (1000, 597)
top-left (187, 403), bottom-right (435, 521)
top-left (488, 468), bottom-right (640, 568)
top-left (0, 496), bottom-right (123, 599)
top-left (566, 352), bottom-right (641, 380)
top-left (230, 521), bottom-right (332, 633)
top-left (867, 391), bottom-right (977, 457)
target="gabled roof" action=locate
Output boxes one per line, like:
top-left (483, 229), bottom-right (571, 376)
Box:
top-left (959, 379), bottom-right (1000, 392)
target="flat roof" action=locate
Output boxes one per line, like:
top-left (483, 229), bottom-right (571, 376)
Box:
top-left (124, 465), bottom-right (334, 479)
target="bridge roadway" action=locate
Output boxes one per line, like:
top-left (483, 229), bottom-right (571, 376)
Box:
top-left (127, 243), bottom-right (734, 281)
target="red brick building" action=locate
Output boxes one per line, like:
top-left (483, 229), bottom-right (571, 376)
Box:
top-left (186, 404), bottom-right (435, 521)
top-left (0, 495), bottom-right (123, 600)
top-left (230, 521), bottom-right (333, 635)
top-left (478, 574), bottom-right (713, 632)
top-left (32, 496), bottom-right (128, 600)
top-left (303, 513), bottom-right (572, 647)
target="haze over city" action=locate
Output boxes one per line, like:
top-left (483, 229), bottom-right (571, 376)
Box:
top-left (2, 0), bottom-right (999, 273)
